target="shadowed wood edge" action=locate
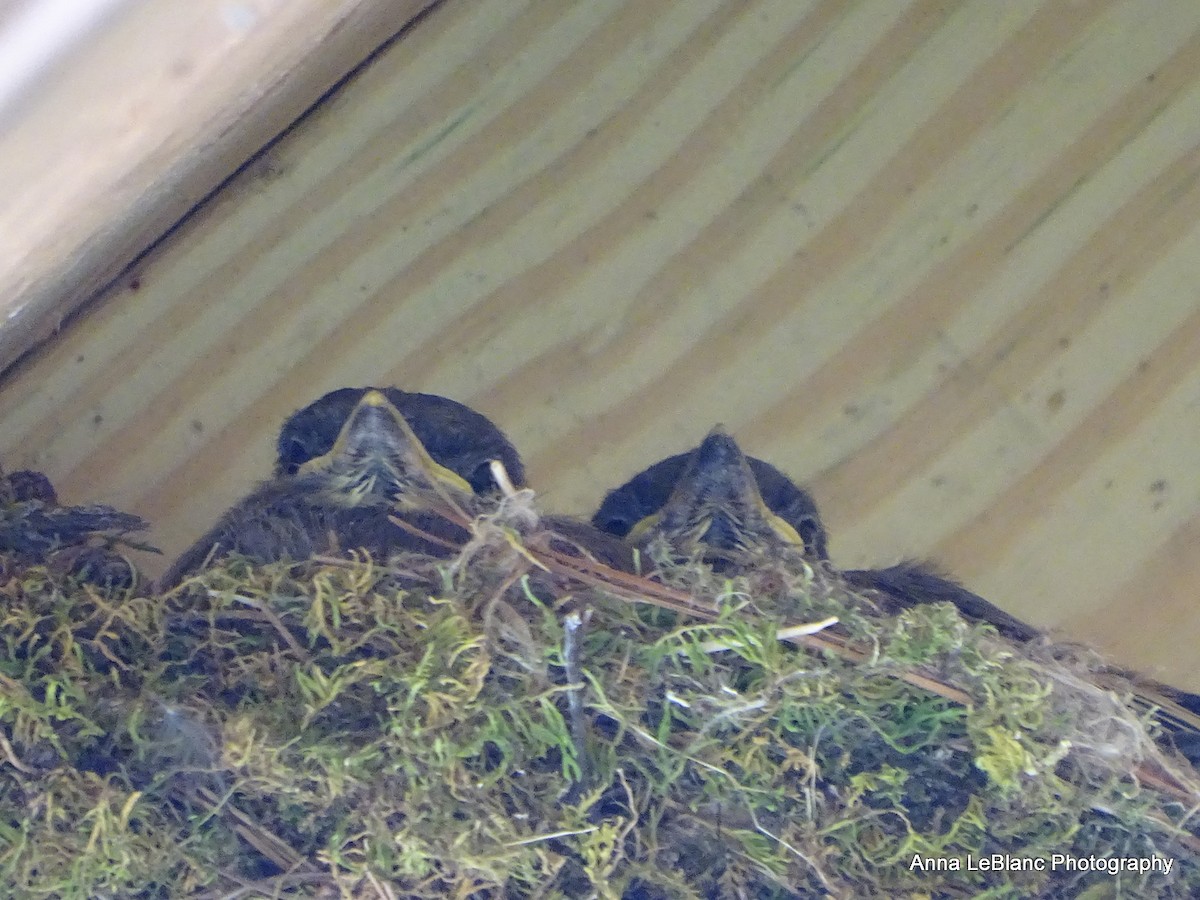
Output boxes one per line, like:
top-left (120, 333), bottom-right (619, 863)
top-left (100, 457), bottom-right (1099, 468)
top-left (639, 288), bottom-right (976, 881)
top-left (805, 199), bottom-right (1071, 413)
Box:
top-left (0, 0), bottom-right (439, 377)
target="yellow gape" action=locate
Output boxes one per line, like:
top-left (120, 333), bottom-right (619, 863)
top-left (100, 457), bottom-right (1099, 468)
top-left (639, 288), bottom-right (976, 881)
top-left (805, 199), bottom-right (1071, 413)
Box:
top-left (764, 509), bottom-right (806, 548)
top-left (626, 508), bottom-right (662, 543)
top-left (298, 389), bottom-right (474, 502)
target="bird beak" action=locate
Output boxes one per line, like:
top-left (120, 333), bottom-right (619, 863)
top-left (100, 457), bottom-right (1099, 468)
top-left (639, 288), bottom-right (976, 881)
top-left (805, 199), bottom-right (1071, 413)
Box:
top-left (629, 426), bottom-right (807, 551)
top-left (298, 389), bottom-right (474, 499)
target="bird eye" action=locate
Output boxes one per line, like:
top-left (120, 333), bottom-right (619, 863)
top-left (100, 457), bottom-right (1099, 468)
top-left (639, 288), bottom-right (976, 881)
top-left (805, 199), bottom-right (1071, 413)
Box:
top-left (279, 438), bottom-right (311, 475)
top-left (468, 461), bottom-right (497, 494)
top-left (595, 514), bottom-right (635, 538)
top-left (796, 515), bottom-right (828, 560)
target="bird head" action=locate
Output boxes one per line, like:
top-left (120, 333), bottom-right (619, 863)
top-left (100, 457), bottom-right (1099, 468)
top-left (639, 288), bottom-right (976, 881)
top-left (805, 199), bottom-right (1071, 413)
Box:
top-left (275, 386), bottom-right (526, 494)
top-left (297, 390), bottom-right (474, 509)
top-left (595, 427), bottom-right (827, 567)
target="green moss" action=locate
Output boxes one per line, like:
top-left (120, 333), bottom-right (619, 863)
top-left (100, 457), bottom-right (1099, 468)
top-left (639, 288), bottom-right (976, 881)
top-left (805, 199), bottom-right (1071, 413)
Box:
top-left (1, 516), bottom-right (1198, 898)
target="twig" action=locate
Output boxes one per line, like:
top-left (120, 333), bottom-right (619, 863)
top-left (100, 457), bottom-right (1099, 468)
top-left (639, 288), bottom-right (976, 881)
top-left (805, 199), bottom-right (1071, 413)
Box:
top-left (504, 825), bottom-right (598, 847)
top-left (191, 870), bottom-right (336, 900)
top-left (490, 459), bottom-right (520, 498)
top-left (563, 609), bottom-right (592, 790)
top-left (193, 785), bottom-right (316, 875)
top-left (0, 730), bottom-right (35, 774)
top-left (689, 617), bottom-right (840, 655)
top-left (387, 514), bottom-right (465, 552)
top-left (364, 869), bottom-right (398, 899)
top-left (209, 590), bottom-right (311, 664)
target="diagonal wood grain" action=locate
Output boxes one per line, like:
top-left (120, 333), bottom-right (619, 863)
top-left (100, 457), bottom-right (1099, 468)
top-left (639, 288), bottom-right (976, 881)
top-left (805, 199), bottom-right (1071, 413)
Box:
top-left (0, 0), bottom-right (438, 375)
top-left (0, 0), bottom-right (1198, 685)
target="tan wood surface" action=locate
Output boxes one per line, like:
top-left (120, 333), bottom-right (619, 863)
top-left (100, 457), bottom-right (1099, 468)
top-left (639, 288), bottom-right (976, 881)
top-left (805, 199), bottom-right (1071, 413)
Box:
top-left (0, 0), bottom-right (436, 374)
top-left (1, 0), bottom-right (1198, 687)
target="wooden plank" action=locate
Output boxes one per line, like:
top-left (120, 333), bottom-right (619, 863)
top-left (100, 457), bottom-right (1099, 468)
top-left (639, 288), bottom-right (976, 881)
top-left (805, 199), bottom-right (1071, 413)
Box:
top-left (0, 0), bottom-right (437, 373)
top-left (1, 0), bottom-right (1198, 687)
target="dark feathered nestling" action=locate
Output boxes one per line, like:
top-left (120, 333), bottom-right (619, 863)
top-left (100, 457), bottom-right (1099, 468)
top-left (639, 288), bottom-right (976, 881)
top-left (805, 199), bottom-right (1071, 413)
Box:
top-left (0, 467), bottom-right (152, 588)
top-left (593, 427), bottom-right (828, 563)
top-left (160, 389), bottom-right (517, 588)
top-left (592, 427), bottom-right (1031, 639)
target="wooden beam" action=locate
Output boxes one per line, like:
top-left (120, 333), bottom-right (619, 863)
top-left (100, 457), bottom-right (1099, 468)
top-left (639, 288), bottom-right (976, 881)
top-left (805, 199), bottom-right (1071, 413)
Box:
top-left (0, 0), bottom-right (437, 375)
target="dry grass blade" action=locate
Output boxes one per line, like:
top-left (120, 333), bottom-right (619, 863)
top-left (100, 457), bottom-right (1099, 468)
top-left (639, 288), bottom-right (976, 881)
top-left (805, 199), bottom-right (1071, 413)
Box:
top-left (192, 786), bottom-right (315, 875)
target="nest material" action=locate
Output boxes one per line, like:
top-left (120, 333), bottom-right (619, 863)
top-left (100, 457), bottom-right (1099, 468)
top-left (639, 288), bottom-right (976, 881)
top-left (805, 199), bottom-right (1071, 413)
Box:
top-left (1, 492), bottom-right (1199, 899)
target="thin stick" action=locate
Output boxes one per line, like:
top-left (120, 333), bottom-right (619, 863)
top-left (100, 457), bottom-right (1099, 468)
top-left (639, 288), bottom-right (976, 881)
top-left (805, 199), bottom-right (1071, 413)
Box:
top-left (489, 459), bottom-right (519, 498)
top-left (0, 730), bottom-right (34, 774)
top-left (387, 515), bottom-right (465, 551)
top-left (563, 609), bottom-right (592, 788)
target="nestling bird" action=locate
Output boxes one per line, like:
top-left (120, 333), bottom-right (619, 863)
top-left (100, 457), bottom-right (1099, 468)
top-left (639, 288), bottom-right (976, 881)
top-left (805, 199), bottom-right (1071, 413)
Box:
top-left (592, 428), bottom-right (829, 565)
top-left (275, 385), bottom-right (631, 571)
top-left (159, 388), bottom-right (519, 588)
top-left (592, 427), bottom-right (1038, 642)
top-left (0, 466), bottom-right (152, 588)
top-left (0, 469), bottom-right (58, 505)
top-left (274, 386), bottom-right (525, 491)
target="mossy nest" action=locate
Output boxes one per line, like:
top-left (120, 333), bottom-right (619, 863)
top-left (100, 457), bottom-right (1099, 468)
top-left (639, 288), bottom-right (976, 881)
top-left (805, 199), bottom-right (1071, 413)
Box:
top-left (2, 494), bottom-right (1198, 898)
